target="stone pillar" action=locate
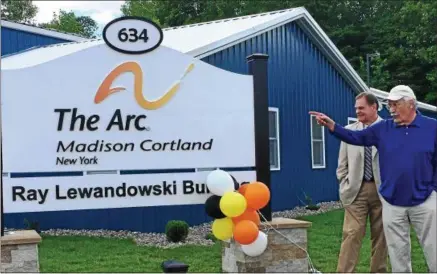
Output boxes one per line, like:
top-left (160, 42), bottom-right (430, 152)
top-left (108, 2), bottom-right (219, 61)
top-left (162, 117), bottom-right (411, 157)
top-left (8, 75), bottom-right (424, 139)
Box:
top-left (222, 217), bottom-right (312, 273)
top-left (1, 230), bottom-right (42, 272)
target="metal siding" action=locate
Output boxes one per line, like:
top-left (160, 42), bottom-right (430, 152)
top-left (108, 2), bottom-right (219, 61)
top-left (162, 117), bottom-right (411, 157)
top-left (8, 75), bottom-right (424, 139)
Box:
top-left (5, 205), bottom-right (211, 232)
top-left (378, 107), bottom-right (392, 119)
top-left (1, 27), bottom-right (68, 56)
top-left (202, 22), bottom-right (358, 211)
top-left (421, 110), bottom-right (437, 119)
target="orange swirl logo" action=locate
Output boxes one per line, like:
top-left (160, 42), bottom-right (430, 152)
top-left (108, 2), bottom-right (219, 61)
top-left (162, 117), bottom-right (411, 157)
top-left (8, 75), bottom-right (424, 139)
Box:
top-left (95, 61), bottom-right (194, 110)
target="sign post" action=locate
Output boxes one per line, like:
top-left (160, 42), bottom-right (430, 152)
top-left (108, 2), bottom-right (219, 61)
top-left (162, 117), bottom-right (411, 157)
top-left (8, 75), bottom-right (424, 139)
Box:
top-left (1, 9), bottom-right (4, 237)
top-left (247, 54), bottom-right (272, 222)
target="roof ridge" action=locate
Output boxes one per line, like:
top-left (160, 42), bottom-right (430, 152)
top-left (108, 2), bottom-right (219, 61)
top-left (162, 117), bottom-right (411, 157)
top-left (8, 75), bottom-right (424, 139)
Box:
top-left (163, 7), bottom-right (297, 31)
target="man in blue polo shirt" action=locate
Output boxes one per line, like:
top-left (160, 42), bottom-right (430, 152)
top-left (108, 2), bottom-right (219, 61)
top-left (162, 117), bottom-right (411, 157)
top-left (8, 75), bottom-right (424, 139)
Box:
top-left (309, 85), bottom-right (436, 273)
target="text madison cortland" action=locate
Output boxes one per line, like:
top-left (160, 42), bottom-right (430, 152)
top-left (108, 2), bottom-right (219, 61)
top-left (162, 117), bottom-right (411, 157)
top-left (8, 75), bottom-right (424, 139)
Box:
top-left (56, 139), bottom-right (214, 153)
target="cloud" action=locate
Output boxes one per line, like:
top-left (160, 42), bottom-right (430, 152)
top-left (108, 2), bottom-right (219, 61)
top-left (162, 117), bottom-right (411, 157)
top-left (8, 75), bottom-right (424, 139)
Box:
top-left (32, 1), bottom-right (125, 26)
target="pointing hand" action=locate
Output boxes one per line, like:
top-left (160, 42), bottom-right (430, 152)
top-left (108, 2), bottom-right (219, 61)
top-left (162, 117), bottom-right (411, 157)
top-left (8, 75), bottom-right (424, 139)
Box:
top-left (309, 111), bottom-right (335, 131)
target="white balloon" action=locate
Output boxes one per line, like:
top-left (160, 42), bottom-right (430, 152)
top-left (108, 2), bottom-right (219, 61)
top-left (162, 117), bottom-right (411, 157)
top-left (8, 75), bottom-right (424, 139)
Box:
top-left (241, 231), bottom-right (268, 257)
top-left (206, 169), bottom-right (235, 196)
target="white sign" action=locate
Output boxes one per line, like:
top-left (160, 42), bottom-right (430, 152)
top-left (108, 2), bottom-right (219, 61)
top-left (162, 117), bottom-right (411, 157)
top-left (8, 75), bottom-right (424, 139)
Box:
top-left (2, 171), bottom-right (257, 213)
top-left (1, 18), bottom-right (257, 214)
top-left (1, 44), bottom-right (255, 173)
top-left (102, 16), bottom-right (163, 54)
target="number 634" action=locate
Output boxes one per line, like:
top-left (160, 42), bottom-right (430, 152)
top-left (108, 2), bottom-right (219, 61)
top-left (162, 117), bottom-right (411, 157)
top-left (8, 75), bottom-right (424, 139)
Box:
top-left (118, 28), bottom-right (149, 42)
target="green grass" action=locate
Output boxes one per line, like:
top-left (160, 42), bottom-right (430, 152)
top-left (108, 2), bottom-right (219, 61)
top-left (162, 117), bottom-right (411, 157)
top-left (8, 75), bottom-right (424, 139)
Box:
top-left (39, 236), bottom-right (222, 272)
top-left (38, 209), bottom-right (428, 272)
top-left (299, 209), bottom-right (428, 273)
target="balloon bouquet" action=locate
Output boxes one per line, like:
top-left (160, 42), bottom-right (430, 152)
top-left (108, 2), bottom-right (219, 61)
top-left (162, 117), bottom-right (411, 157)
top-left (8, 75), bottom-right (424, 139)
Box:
top-left (204, 169), bottom-right (271, 257)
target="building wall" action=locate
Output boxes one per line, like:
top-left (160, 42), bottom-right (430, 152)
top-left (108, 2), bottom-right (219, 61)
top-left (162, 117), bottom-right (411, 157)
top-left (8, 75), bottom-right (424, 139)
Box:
top-left (201, 21), bottom-right (358, 211)
top-left (1, 27), bottom-right (69, 56)
top-left (421, 109), bottom-right (437, 120)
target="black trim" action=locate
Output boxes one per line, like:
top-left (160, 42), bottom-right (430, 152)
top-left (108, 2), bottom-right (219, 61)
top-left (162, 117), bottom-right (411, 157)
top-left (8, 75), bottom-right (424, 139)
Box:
top-left (247, 53), bottom-right (272, 222)
top-left (5, 166), bottom-right (256, 178)
top-left (102, 16), bottom-right (164, 55)
top-left (220, 166), bottom-right (256, 172)
top-left (10, 171), bottom-right (83, 178)
top-left (120, 168), bottom-right (195, 175)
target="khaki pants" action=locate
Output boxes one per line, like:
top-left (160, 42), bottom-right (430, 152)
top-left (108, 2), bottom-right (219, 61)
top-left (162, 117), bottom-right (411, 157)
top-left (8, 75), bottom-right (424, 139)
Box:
top-left (337, 182), bottom-right (388, 273)
top-left (381, 190), bottom-right (436, 273)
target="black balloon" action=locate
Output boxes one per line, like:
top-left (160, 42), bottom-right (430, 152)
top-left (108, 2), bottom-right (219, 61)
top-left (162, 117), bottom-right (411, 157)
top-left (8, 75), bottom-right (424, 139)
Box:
top-left (205, 195), bottom-right (226, 219)
top-left (231, 175), bottom-right (240, 191)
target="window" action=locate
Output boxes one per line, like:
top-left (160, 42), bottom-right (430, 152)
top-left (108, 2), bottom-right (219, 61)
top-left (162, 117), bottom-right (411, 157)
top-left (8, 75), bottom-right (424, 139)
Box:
top-left (348, 117), bottom-right (358, 124)
top-left (269, 108), bottom-right (280, 171)
top-left (310, 115), bottom-right (326, 168)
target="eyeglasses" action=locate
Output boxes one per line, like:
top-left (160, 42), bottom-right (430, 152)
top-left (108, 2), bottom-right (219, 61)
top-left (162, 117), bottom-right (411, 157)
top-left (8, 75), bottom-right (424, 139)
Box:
top-left (385, 99), bottom-right (406, 111)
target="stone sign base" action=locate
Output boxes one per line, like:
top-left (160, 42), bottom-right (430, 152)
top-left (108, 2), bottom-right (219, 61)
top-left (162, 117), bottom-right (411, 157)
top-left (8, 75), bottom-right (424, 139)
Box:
top-left (1, 230), bottom-right (42, 273)
top-left (222, 217), bottom-right (312, 273)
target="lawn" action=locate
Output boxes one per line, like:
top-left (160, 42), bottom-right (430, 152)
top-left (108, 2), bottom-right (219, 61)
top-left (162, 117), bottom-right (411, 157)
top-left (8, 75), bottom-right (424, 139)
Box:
top-left (38, 209), bottom-right (428, 273)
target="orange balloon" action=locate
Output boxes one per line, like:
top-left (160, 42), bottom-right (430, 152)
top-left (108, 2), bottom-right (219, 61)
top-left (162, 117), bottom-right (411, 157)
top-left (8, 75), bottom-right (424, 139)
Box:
top-left (244, 182), bottom-right (270, 210)
top-left (233, 220), bottom-right (259, 245)
top-left (232, 208), bottom-right (260, 226)
top-left (238, 183), bottom-right (249, 195)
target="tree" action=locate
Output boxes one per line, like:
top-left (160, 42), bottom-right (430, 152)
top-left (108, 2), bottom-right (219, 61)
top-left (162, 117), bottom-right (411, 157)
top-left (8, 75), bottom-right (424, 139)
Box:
top-left (1, 0), bottom-right (38, 23)
top-left (366, 0), bottom-right (437, 103)
top-left (120, 0), bottom-right (436, 102)
top-left (39, 10), bottom-right (98, 39)
top-left (121, 0), bottom-right (161, 25)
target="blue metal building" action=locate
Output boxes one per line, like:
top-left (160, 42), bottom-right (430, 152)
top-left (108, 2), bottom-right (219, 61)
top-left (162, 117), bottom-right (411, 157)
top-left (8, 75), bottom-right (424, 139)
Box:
top-left (2, 8), bottom-right (437, 232)
top-left (1, 19), bottom-right (86, 56)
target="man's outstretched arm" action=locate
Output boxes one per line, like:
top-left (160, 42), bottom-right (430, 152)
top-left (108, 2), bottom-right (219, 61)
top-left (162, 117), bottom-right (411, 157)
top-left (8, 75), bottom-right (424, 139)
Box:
top-left (309, 111), bottom-right (381, 147)
top-left (331, 122), bottom-right (380, 147)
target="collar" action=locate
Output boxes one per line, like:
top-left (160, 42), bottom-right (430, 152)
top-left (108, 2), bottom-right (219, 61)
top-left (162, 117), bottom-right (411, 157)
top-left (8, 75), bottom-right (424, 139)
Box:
top-left (362, 116), bottom-right (382, 128)
top-left (395, 111), bottom-right (422, 128)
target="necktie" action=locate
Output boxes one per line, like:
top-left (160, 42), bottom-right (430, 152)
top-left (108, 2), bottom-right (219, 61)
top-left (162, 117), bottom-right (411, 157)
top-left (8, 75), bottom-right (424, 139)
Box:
top-left (364, 145), bottom-right (373, 181)
top-left (363, 124), bottom-right (373, 181)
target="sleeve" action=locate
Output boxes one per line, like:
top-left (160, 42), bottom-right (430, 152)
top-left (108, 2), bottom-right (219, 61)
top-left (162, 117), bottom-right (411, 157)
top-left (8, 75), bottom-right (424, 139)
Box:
top-left (330, 121), bottom-right (382, 147)
top-left (336, 140), bottom-right (348, 184)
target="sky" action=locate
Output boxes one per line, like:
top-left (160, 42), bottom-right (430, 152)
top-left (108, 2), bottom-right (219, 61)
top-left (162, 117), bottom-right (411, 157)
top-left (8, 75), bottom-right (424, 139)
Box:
top-left (32, 1), bottom-right (125, 35)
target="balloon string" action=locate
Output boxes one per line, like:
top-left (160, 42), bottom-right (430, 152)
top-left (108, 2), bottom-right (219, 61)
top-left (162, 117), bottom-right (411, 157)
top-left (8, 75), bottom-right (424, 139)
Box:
top-left (257, 210), bottom-right (320, 273)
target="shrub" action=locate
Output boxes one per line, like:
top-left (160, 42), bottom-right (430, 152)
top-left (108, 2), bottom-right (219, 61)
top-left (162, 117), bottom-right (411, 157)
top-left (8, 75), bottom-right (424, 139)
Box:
top-left (24, 219), bottom-right (41, 233)
top-left (165, 220), bottom-right (189, 243)
top-left (306, 204), bottom-right (321, 211)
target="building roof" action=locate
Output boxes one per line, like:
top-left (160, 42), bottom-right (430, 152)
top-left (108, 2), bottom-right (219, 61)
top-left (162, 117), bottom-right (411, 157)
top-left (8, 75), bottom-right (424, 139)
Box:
top-left (161, 7), bottom-right (369, 94)
top-left (162, 8), bottom-right (297, 56)
top-left (1, 19), bottom-right (87, 42)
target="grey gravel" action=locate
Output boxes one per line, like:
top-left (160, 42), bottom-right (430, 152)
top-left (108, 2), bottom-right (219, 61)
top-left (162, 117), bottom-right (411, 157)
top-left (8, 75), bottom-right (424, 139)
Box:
top-left (272, 201), bottom-right (343, 219)
top-left (14, 201), bottom-right (343, 249)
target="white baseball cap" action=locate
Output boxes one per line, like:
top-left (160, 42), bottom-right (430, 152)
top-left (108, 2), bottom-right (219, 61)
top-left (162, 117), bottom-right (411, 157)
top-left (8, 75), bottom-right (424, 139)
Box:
top-left (387, 85), bottom-right (416, 101)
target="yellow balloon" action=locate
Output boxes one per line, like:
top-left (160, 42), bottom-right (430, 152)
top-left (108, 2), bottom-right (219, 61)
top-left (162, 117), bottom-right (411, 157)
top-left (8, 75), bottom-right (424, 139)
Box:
top-left (212, 218), bottom-right (234, 240)
top-left (220, 191), bottom-right (247, 217)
